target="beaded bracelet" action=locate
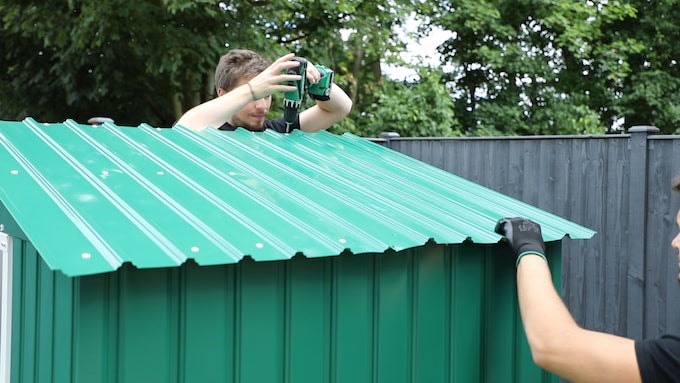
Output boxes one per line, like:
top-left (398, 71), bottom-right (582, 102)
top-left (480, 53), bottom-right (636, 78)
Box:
top-left (246, 82), bottom-right (256, 101)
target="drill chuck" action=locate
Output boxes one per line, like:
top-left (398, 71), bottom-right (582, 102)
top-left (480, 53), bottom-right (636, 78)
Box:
top-left (283, 99), bottom-right (301, 126)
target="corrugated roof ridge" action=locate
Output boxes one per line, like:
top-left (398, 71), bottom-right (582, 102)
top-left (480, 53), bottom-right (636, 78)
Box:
top-left (124, 124), bottom-right (319, 261)
top-left (291, 131), bottom-right (502, 243)
top-left (0, 118), bottom-right (126, 274)
top-left (254, 130), bottom-right (477, 244)
top-left (326, 132), bottom-right (596, 242)
top-left (91, 121), bottom-right (248, 262)
top-left (170, 127), bottom-right (377, 256)
top-left (61, 119), bottom-right (189, 264)
top-left (200, 128), bottom-right (438, 251)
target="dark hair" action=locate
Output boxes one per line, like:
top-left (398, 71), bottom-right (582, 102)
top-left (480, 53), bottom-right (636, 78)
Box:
top-left (674, 176), bottom-right (680, 193)
top-left (214, 49), bottom-right (271, 93)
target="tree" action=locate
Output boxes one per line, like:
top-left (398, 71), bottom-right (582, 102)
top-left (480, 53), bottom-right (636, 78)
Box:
top-left (608, 0), bottom-right (680, 133)
top-left (0, 0), bottom-right (231, 126)
top-left (358, 68), bottom-right (461, 137)
top-left (4, 1), bottom-right (680, 136)
top-left (0, 0), bottom-right (418, 133)
top-left (426, 0), bottom-right (643, 135)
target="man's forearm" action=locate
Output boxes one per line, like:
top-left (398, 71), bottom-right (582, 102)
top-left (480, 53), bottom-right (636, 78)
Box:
top-left (299, 84), bottom-right (352, 132)
top-left (315, 83), bottom-right (352, 115)
top-left (175, 84), bottom-right (252, 131)
top-left (517, 255), bottom-right (580, 364)
top-left (517, 254), bottom-right (641, 383)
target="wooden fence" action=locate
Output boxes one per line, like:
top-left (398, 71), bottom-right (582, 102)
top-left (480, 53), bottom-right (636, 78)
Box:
top-left (376, 127), bottom-right (680, 340)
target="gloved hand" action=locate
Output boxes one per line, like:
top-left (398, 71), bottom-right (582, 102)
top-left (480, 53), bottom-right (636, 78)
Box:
top-left (494, 217), bottom-right (547, 266)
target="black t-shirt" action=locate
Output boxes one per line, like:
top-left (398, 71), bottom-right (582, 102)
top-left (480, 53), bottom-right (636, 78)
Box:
top-left (635, 334), bottom-right (680, 382)
top-left (218, 116), bottom-right (300, 133)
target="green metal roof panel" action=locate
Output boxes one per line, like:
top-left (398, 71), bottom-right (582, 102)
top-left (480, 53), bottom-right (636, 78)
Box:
top-left (0, 118), bottom-right (595, 276)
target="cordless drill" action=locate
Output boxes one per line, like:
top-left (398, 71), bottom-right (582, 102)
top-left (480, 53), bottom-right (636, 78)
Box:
top-left (283, 57), bottom-right (307, 133)
top-left (283, 58), bottom-right (335, 132)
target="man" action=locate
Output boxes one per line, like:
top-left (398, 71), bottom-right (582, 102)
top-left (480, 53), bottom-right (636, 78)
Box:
top-left (176, 49), bottom-right (352, 132)
top-left (495, 177), bottom-right (680, 382)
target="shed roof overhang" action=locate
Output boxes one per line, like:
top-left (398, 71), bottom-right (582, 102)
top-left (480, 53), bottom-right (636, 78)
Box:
top-left (0, 119), bottom-right (594, 276)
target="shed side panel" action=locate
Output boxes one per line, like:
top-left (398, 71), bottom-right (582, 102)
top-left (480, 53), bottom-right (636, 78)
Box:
top-left (412, 245), bottom-right (449, 382)
top-left (183, 261), bottom-right (235, 382)
top-left (237, 259), bottom-right (286, 382)
top-left (375, 252), bottom-right (412, 383)
top-left (287, 256), bottom-right (331, 382)
top-left (334, 253), bottom-right (375, 383)
top-left (74, 270), bottom-right (119, 381)
top-left (450, 243), bottom-right (484, 382)
top-left (12, 243), bottom-right (561, 382)
top-left (10, 240), bottom-right (74, 383)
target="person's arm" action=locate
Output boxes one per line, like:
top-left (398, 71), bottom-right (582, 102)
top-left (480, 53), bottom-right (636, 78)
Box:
top-left (496, 218), bottom-right (642, 383)
top-left (176, 53), bottom-right (301, 131)
top-left (298, 61), bottom-right (352, 132)
top-left (298, 84), bottom-right (352, 132)
top-left (175, 82), bottom-right (258, 131)
top-left (517, 255), bottom-right (641, 382)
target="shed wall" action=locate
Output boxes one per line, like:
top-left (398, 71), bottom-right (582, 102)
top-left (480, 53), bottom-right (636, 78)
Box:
top-left (10, 238), bottom-right (74, 383)
top-left (9, 237), bottom-right (561, 383)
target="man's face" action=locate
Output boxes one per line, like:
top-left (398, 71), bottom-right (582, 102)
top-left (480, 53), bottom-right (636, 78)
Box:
top-left (222, 80), bottom-right (272, 132)
top-left (230, 96), bottom-right (272, 132)
top-left (672, 209), bottom-right (680, 282)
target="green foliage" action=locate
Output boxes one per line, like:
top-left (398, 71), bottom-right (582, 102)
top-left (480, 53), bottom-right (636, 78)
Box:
top-left (606, 0), bottom-right (680, 133)
top-left (427, 0), bottom-right (680, 134)
top-left (0, 0), bottom-right (415, 131)
top-left (0, 0), bottom-right (227, 126)
top-left (619, 71), bottom-right (680, 130)
top-left (350, 68), bottom-right (462, 137)
top-left (2, 0), bottom-right (680, 135)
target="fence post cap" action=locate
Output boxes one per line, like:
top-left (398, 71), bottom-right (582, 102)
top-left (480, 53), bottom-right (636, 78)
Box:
top-left (628, 125), bottom-right (660, 133)
top-left (380, 132), bottom-right (400, 138)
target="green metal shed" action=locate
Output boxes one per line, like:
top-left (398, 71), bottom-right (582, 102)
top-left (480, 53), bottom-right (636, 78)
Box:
top-left (0, 118), bottom-right (594, 382)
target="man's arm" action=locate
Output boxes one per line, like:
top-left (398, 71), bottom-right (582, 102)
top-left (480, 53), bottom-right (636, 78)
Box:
top-left (175, 83), bottom-right (256, 131)
top-left (517, 255), bottom-right (641, 382)
top-left (496, 218), bottom-right (642, 383)
top-left (299, 83), bottom-right (352, 132)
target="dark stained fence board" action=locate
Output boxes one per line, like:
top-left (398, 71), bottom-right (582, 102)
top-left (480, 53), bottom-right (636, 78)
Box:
top-left (382, 132), bottom-right (680, 340)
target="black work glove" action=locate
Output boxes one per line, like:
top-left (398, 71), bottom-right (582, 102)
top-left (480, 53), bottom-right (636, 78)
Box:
top-left (494, 217), bottom-right (547, 266)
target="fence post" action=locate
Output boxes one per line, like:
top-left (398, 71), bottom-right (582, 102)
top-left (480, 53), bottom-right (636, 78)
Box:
top-left (626, 125), bottom-right (659, 339)
top-left (379, 132), bottom-right (400, 149)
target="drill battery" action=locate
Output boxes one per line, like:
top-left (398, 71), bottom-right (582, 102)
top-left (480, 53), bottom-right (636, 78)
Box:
top-left (307, 65), bottom-right (334, 101)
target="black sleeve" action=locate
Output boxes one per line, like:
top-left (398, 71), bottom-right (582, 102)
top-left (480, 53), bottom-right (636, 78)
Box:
top-left (264, 116), bottom-right (301, 133)
top-left (635, 335), bottom-right (680, 382)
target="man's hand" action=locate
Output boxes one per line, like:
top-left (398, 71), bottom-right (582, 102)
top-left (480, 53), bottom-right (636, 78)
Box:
top-left (495, 217), bottom-right (547, 264)
top-left (247, 53), bottom-right (302, 99)
top-left (305, 60), bottom-right (321, 85)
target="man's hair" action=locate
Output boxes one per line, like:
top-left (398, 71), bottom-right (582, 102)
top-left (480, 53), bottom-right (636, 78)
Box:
top-left (674, 176), bottom-right (680, 193)
top-left (214, 49), bottom-right (271, 93)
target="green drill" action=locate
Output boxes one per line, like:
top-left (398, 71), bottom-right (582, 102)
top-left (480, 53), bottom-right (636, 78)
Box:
top-left (283, 57), bottom-right (307, 133)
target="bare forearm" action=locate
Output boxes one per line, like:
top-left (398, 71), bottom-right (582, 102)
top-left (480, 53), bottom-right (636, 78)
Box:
top-left (517, 255), bottom-right (641, 382)
top-left (316, 84), bottom-right (352, 115)
top-left (517, 255), bottom-right (580, 363)
top-left (299, 84), bottom-right (352, 132)
top-left (175, 84), bottom-right (252, 131)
